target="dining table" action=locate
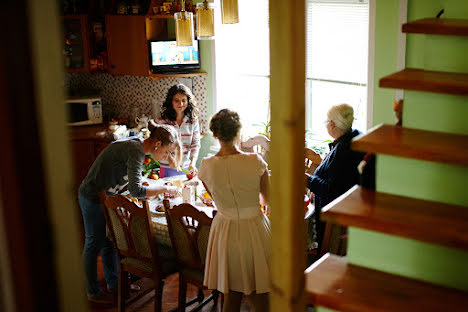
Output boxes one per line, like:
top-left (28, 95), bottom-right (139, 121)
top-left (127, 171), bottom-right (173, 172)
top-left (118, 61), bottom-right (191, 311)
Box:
top-left (135, 175), bottom-right (317, 250)
top-left (145, 175), bottom-right (216, 247)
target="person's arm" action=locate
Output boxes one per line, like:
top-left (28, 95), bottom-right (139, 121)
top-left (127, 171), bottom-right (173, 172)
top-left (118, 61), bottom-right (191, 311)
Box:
top-left (126, 147), bottom-right (180, 199)
top-left (126, 149), bottom-right (149, 199)
top-left (145, 184), bottom-right (180, 198)
top-left (260, 170), bottom-right (270, 205)
top-left (188, 119), bottom-right (201, 173)
top-left (307, 147), bottom-right (358, 199)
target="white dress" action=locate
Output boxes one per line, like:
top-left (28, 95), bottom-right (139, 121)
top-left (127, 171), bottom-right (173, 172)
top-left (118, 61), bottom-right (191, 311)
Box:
top-left (198, 153), bottom-right (271, 295)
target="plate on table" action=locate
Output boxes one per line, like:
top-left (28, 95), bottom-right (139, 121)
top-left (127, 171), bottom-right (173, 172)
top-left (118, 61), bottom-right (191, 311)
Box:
top-left (153, 203), bottom-right (166, 215)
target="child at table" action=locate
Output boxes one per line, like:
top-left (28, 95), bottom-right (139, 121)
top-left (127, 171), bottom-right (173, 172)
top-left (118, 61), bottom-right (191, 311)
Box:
top-left (78, 122), bottom-right (182, 304)
top-left (199, 109), bottom-right (270, 312)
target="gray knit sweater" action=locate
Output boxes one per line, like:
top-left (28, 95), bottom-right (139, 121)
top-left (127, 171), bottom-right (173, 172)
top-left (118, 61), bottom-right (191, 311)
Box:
top-left (79, 137), bottom-right (147, 203)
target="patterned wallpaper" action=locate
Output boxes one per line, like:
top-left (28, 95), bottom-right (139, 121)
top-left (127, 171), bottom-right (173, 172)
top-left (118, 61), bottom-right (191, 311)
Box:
top-left (65, 73), bottom-right (208, 133)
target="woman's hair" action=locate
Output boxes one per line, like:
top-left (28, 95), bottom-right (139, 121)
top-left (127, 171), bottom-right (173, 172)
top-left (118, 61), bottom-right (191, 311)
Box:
top-left (161, 84), bottom-right (197, 123)
top-left (210, 109), bottom-right (242, 143)
top-left (148, 121), bottom-right (183, 168)
top-left (327, 104), bottom-right (354, 131)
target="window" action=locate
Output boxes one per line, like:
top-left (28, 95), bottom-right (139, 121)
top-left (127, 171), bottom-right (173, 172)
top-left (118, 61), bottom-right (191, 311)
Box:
top-left (213, 0), bottom-right (370, 144)
top-left (306, 0), bottom-right (369, 148)
top-left (213, 0), bottom-right (270, 138)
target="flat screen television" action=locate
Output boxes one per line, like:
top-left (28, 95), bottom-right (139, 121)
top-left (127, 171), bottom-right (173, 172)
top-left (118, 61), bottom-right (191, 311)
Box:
top-left (148, 39), bottom-right (201, 74)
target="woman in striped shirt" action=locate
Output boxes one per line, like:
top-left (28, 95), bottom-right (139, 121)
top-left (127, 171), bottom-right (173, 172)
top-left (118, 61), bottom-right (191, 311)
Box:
top-left (157, 84), bottom-right (201, 177)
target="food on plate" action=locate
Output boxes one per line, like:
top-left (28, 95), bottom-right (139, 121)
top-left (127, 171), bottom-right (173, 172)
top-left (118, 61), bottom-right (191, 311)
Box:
top-left (164, 192), bottom-right (178, 199)
top-left (171, 178), bottom-right (183, 188)
top-left (199, 191), bottom-right (214, 206)
top-left (149, 171), bottom-right (159, 180)
top-left (155, 204), bottom-right (165, 213)
top-left (183, 180), bottom-right (199, 187)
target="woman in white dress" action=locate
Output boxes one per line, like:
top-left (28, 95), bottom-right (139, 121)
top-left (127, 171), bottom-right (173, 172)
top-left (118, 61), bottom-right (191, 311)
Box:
top-left (198, 109), bottom-right (271, 312)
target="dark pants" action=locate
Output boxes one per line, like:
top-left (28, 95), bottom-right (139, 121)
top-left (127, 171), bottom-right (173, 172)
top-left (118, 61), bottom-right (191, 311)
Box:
top-left (79, 194), bottom-right (118, 297)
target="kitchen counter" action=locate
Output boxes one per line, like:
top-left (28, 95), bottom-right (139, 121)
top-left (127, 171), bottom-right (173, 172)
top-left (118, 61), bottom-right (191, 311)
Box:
top-left (68, 124), bottom-right (113, 142)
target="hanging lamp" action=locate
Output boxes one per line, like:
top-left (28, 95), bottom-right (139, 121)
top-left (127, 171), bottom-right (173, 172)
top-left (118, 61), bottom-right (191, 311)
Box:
top-left (196, 0), bottom-right (215, 40)
top-left (174, 0), bottom-right (194, 46)
top-left (220, 0), bottom-right (239, 24)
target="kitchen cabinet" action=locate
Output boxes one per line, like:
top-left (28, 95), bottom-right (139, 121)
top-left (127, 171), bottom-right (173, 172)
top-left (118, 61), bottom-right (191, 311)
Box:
top-left (62, 3), bottom-right (206, 78)
top-left (105, 14), bottom-right (168, 76)
top-left (69, 125), bottom-right (112, 192)
top-left (62, 15), bottom-right (90, 72)
top-left (69, 125), bottom-right (112, 241)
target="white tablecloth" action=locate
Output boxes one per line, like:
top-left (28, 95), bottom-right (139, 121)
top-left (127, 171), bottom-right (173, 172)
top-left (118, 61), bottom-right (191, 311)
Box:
top-left (147, 176), bottom-right (216, 246)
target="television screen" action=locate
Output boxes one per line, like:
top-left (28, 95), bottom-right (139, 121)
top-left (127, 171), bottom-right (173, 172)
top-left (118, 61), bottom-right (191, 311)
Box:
top-left (148, 39), bottom-right (200, 74)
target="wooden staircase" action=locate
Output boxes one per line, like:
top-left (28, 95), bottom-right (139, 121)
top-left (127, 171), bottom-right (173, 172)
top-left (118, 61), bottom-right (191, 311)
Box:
top-left (305, 17), bottom-right (468, 311)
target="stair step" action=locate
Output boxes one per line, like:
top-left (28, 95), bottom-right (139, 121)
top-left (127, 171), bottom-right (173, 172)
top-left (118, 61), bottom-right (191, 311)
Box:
top-left (379, 68), bottom-right (468, 96)
top-left (322, 185), bottom-right (468, 250)
top-left (402, 18), bottom-right (468, 36)
top-left (305, 254), bottom-right (468, 312)
top-left (351, 124), bottom-right (468, 166)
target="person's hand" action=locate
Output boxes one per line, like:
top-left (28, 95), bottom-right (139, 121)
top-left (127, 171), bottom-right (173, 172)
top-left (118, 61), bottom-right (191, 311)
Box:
top-left (188, 164), bottom-right (198, 176)
top-left (305, 173), bottom-right (311, 187)
top-left (165, 186), bottom-right (181, 197)
top-left (167, 153), bottom-right (178, 170)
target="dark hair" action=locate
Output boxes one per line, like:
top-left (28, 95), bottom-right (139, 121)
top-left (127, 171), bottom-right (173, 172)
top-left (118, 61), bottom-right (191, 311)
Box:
top-left (161, 84), bottom-right (197, 123)
top-left (210, 109), bottom-right (242, 142)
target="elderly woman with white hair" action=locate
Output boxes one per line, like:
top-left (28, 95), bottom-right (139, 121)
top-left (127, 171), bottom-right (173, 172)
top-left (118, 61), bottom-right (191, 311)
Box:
top-left (306, 103), bottom-right (365, 254)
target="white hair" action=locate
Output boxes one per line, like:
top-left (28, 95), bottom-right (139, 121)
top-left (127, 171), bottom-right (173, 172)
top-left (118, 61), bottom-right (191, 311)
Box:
top-left (327, 104), bottom-right (354, 131)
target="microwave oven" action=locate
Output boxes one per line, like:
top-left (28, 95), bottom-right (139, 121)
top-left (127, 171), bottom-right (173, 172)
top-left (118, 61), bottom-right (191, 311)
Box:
top-left (66, 97), bottom-right (103, 126)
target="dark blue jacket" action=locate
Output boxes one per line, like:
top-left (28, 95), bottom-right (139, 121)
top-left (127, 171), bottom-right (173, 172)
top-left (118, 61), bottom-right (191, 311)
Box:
top-left (308, 129), bottom-right (364, 212)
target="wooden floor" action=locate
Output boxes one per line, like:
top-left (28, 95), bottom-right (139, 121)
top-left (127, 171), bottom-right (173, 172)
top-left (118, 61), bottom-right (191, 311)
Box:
top-left (88, 258), bottom-right (315, 311)
top-left (88, 260), bottom-right (250, 312)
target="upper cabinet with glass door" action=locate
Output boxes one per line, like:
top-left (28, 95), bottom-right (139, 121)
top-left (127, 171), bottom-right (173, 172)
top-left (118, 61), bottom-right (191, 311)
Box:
top-left (62, 15), bottom-right (90, 72)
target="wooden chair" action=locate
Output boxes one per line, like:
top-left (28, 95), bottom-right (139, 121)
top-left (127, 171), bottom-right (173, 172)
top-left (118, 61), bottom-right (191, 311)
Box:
top-left (102, 194), bottom-right (178, 312)
top-left (164, 200), bottom-right (221, 312)
top-left (305, 147), bottom-right (322, 175)
top-left (240, 135), bottom-right (270, 162)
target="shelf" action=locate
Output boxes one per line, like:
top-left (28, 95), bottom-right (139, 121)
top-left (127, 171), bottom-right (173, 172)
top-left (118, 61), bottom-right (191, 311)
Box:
top-left (402, 18), bottom-right (468, 36)
top-left (351, 124), bottom-right (468, 166)
top-left (147, 14), bottom-right (175, 19)
top-left (149, 71), bottom-right (207, 80)
top-left (305, 254), bottom-right (468, 312)
top-left (379, 68), bottom-right (468, 96)
top-left (322, 185), bottom-right (468, 250)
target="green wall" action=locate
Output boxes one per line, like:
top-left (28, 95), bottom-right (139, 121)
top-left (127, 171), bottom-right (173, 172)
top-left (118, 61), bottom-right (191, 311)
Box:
top-left (347, 0), bottom-right (468, 293)
top-left (319, 1), bottom-right (468, 310)
top-left (372, 0), bottom-right (401, 126)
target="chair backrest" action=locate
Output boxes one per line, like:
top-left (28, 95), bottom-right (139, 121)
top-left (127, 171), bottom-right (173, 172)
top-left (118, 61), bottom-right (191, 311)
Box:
top-left (103, 194), bottom-right (160, 268)
top-left (305, 148), bottom-right (322, 175)
top-left (240, 135), bottom-right (270, 162)
top-left (164, 200), bottom-right (212, 271)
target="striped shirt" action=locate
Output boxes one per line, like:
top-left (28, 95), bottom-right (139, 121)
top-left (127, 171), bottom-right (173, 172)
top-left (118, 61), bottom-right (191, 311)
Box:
top-left (156, 116), bottom-right (201, 169)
